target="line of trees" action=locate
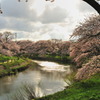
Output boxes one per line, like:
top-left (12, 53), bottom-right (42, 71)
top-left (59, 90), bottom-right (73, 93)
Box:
top-left (0, 34), bottom-right (70, 58)
top-left (16, 40), bottom-right (70, 58)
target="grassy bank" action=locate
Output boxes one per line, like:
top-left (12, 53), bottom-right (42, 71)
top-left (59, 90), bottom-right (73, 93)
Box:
top-left (0, 54), bottom-right (35, 77)
top-left (21, 54), bottom-right (73, 65)
top-left (35, 73), bottom-right (100, 100)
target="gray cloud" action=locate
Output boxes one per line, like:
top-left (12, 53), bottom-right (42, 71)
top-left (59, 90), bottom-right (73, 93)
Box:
top-left (0, 16), bottom-right (7, 29)
top-left (0, 0), bottom-right (69, 32)
top-left (2, 0), bottom-right (38, 21)
top-left (0, 0), bottom-right (38, 32)
top-left (0, 17), bottom-right (35, 32)
top-left (39, 6), bottom-right (68, 24)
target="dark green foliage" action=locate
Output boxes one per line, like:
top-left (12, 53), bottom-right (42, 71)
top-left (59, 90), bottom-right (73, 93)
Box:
top-left (30, 54), bottom-right (72, 65)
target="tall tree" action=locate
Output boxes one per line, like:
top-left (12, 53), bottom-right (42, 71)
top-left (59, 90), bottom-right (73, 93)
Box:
top-left (70, 15), bottom-right (100, 66)
top-left (2, 31), bottom-right (14, 42)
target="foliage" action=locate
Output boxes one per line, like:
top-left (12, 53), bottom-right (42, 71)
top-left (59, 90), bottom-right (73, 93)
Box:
top-left (75, 55), bottom-right (100, 80)
top-left (0, 36), bottom-right (71, 58)
top-left (0, 41), bottom-right (20, 56)
top-left (17, 40), bottom-right (70, 58)
top-left (0, 31), bottom-right (20, 56)
top-left (70, 15), bottom-right (100, 67)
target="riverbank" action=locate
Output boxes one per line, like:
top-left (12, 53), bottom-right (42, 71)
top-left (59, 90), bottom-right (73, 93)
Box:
top-left (35, 73), bottom-right (100, 100)
top-left (1, 54), bottom-right (99, 100)
top-left (0, 59), bottom-right (73, 100)
top-left (0, 54), bottom-right (36, 78)
top-left (0, 54), bottom-right (74, 78)
top-left (23, 54), bottom-right (74, 66)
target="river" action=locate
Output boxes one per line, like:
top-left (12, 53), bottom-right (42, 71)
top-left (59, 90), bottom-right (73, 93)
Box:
top-left (0, 60), bottom-right (74, 100)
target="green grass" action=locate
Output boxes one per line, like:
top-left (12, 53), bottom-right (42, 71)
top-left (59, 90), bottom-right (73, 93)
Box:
top-left (2, 58), bottom-right (25, 68)
top-left (0, 55), bottom-right (34, 77)
top-left (0, 54), bottom-right (17, 62)
top-left (35, 73), bottom-right (100, 100)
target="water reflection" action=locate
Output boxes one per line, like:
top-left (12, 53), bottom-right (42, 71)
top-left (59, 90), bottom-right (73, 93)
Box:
top-left (33, 60), bottom-right (71, 72)
top-left (0, 60), bottom-right (73, 100)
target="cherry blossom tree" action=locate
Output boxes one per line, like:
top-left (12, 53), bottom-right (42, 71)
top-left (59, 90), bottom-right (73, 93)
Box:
top-left (70, 15), bottom-right (100, 67)
top-left (0, 32), bottom-right (20, 56)
top-left (75, 55), bottom-right (100, 80)
top-left (2, 31), bottom-right (14, 42)
top-left (16, 40), bottom-right (70, 58)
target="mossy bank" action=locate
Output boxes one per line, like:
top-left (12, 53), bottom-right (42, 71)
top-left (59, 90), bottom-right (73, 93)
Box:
top-left (0, 54), bottom-right (36, 78)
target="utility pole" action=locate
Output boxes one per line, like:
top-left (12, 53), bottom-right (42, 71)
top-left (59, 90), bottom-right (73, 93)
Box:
top-left (15, 33), bottom-right (17, 42)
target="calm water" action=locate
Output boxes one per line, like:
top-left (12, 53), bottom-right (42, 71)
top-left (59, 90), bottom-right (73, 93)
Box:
top-left (0, 60), bottom-right (73, 100)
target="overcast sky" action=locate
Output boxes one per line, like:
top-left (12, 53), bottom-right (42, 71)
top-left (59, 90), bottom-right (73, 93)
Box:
top-left (0, 0), bottom-right (99, 41)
